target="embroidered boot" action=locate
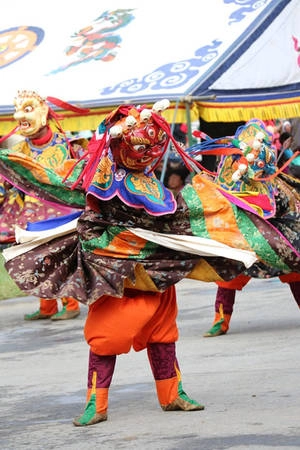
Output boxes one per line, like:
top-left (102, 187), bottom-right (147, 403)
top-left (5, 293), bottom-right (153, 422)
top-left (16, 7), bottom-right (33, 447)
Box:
top-left (51, 297), bottom-right (80, 320)
top-left (147, 342), bottom-right (204, 412)
top-left (24, 298), bottom-right (58, 320)
top-left (73, 351), bottom-right (116, 426)
top-left (203, 287), bottom-right (235, 337)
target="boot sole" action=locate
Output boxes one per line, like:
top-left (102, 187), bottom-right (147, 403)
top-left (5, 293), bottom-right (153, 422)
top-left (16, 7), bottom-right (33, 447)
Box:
top-left (24, 315), bottom-right (52, 321)
top-left (203, 330), bottom-right (227, 337)
top-left (73, 413), bottom-right (107, 426)
top-left (51, 311), bottom-right (80, 321)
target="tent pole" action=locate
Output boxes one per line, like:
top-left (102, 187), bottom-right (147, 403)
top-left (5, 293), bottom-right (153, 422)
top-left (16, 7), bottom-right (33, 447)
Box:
top-left (160, 99), bottom-right (180, 183)
top-left (184, 100), bottom-right (193, 146)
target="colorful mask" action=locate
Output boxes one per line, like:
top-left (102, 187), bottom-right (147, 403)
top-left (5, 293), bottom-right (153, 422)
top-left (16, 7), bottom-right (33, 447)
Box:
top-left (107, 102), bottom-right (169, 171)
top-left (76, 99), bottom-right (195, 215)
top-left (230, 119), bottom-right (276, 181)
top-left (13, 90), bottom-right (49, 137)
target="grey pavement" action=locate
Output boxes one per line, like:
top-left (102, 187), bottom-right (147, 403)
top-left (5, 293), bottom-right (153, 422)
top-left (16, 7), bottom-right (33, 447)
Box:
top-left (0, 278), bottom-right (299, 450)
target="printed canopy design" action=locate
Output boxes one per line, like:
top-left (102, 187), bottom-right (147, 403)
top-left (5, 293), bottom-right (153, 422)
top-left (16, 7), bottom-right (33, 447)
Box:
top-left (0, 0), bottom-right (299, 130)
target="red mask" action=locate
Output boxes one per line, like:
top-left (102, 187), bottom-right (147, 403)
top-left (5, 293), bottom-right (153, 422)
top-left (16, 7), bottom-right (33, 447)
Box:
top-left (108, 107), bottom-right (168, 171)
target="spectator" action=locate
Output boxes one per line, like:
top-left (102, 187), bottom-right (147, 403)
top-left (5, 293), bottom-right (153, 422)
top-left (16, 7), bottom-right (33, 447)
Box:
top-left (277, 132), bottom-right (293, 173)
top-left (166, 171), bottom-right (186, 196)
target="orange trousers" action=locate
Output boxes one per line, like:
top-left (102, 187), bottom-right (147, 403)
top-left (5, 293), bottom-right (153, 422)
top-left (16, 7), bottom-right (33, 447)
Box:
top-left (84, 286), bottom-right (179, 355)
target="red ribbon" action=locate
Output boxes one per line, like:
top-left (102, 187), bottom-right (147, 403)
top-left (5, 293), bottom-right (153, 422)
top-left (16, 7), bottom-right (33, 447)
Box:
top-left (46, 96), bottom-right (90, 115)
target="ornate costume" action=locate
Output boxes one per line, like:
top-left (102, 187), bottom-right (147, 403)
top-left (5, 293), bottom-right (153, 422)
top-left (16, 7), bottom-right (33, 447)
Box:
top-left (1, 90), bottom-right (86, 320)
top-left (189, 119), bottom-right (300, 336)
top-left (0, 100), bottom-right (299, 425)
top-left (0, 100), bottom-right (263, 304)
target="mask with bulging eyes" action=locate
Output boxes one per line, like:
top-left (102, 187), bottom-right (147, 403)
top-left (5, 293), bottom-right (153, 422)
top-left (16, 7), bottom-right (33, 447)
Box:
top-left (108, 107), bottom-right (168, 171)
top-left (13, 90), bottom-right (49, 137)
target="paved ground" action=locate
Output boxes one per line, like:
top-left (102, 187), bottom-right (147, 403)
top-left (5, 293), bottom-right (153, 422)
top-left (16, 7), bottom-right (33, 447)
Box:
top-left (0, 278), bottom-right (299, 450)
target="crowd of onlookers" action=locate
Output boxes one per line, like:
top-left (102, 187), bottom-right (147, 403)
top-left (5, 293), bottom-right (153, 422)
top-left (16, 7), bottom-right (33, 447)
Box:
top-left (266, 118), bottom-right (300, 177)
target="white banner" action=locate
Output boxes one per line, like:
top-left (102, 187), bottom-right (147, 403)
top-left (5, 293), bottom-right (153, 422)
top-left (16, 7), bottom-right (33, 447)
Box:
top-left (0, 0), bottom-right (298, 111)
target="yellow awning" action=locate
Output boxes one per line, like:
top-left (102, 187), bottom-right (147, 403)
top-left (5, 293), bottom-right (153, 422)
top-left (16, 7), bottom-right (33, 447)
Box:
top-left (0, 101), bottom-right (200, 135)
top-left (196, 97), bottom-right (300, 123)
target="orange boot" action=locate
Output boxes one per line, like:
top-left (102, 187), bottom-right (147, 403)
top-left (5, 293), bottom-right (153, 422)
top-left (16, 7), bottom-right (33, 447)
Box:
top-left (51, 297), bottom-right (80, 321)
top-left (203, 305), bottom-right (232, 337)
top-left (24, 298), bottom-right (58, 320)
top-left (73, 351), bottom-right (116, 426)
top-left (203, 286), bottom-right (235, 337)
top-left (147, 343), bottom-right (204, 411)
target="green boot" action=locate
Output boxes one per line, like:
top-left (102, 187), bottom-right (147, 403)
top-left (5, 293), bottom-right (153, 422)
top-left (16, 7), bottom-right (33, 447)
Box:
top-left (51, 305), bottom-right (80, 321)
top-left (161, 380), bottom-right (205, 411)
top-left (203, 306), bottom-right (231, 337)
top-left (24, 309), bottom-right (52, 321)
top-left (148, 343), bottom-right (205, 412)
top-left (73, 389), bottom-right (108, 426)
top-left (73, 352), bottom-right (115, 426)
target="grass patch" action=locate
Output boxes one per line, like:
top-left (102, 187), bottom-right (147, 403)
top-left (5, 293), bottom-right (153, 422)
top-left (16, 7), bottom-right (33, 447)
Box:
top-left (0, 252), bottom-right (27, 300)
